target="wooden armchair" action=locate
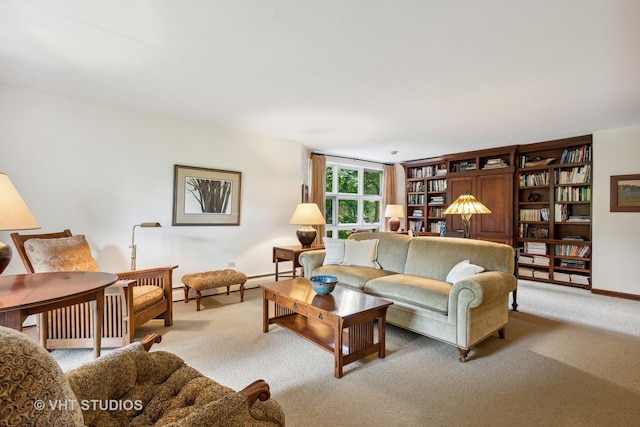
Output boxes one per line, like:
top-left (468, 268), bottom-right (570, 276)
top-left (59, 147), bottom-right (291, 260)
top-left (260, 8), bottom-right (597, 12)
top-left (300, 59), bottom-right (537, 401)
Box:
top-left (10, 229), bottom-right (177, 350)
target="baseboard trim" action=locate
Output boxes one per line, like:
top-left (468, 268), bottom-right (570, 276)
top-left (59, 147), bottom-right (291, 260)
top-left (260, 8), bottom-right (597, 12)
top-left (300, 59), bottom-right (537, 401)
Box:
top-left (591, 288), bottom-right (640, 301)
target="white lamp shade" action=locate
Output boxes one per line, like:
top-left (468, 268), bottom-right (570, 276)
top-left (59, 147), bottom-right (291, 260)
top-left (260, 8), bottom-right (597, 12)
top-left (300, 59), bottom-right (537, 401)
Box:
top-left (0, 174), bottom-right (40, 230)
top-left (289, 203), bottom-right (326, 225)
top-left (384, 204), bottom-right (405, 218)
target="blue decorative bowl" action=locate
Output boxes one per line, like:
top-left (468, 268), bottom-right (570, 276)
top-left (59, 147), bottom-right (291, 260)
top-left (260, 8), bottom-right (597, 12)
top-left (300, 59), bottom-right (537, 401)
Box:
top-left (309, 275), bottom-right (338, 295)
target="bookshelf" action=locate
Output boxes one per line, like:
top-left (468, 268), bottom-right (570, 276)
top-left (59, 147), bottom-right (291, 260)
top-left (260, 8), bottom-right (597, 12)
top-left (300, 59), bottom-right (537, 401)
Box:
top-left (403, 147), bottom-right (516, 244)
top-left (516, 135), bottom-right (592, 289)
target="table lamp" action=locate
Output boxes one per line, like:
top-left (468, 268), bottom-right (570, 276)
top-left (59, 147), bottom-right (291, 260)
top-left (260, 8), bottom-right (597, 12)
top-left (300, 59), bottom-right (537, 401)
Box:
top-left (0, 174), bottom-right (40, 274)
top-left (443, 193), bottom-right (491, 238)
top-left (130, 222), bottom-right (161, 270)
top-left (384, 204), bottom-right (405, 232)
top-left (289, 203), bottom-right (325, 248)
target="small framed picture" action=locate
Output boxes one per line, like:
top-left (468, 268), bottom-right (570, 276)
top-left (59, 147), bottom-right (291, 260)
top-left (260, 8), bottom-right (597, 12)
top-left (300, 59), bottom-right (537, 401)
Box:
top-left (610, 174), bottom-right (640, 212)
top-left (173, 165), bottom-right (242, 225)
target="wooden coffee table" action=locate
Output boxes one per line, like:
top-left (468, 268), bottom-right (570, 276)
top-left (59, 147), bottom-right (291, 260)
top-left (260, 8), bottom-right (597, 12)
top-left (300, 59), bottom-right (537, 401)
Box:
top-left (261, 278), bottom-right (393, 378)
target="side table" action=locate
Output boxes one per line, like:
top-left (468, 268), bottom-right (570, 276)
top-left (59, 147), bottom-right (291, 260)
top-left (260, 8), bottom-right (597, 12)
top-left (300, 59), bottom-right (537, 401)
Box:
top-left (272, 245), bottom-right (323, 281)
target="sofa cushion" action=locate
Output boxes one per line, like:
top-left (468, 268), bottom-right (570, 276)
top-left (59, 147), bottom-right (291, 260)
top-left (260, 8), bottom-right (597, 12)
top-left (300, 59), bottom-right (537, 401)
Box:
top-left (25, 235), bottom-right (100, 273)
top-left (322, 238), bottom-right (345, 265)
top-left (310, 264), bottom-right (394, 291)
top-left (445, 260), bottom-right (485, 284)
top-left (341, 239), bottom-right (381, 269)
top-left (364, 274), bottom-right (450, 314)
top-left (349, 232), bottom-right (412, 273)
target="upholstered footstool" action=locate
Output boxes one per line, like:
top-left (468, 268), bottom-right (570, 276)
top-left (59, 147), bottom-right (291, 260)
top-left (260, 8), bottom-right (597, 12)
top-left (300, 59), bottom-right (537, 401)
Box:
top-left (182, 269), bottom-right (247, 311)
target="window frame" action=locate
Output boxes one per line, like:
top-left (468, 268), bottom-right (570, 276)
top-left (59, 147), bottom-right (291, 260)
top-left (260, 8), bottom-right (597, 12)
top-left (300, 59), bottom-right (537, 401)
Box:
top-left (324, 161), bottom-right (384, 239)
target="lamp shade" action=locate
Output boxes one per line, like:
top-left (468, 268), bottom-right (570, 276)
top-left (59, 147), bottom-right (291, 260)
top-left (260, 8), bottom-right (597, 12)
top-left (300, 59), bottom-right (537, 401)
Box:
top-left (0, 174), bottom-right (40, 231)
top-left (384, 204), bottom-right (405, 218)
top-left (289, 203), bottom-right (326, 225)
top-left (443, 193), bottom-right (492, 215)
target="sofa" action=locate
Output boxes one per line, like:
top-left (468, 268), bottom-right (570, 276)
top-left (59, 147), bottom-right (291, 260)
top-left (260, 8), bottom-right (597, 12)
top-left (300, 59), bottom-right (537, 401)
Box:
top-left (299, 232), bottom-right (517, 361)
top-left (0, 326), bottom-right (285, 426)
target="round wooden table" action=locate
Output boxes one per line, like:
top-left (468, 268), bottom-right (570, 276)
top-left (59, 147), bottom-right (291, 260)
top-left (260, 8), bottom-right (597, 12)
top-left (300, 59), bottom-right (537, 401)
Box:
top-left (0, 271), bottom-right (119, 357)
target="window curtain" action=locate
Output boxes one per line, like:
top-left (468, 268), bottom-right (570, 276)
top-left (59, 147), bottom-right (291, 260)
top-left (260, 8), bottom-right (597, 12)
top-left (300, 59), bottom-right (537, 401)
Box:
top-left (310, 154), bottom-right (326, 245)
top-left (383, 164), bottom-right (398, 231)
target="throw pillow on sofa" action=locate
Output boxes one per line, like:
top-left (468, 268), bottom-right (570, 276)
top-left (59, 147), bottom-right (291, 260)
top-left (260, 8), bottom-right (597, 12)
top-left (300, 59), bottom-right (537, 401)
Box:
top-left (446, 259), bottom-right (484, 284)
top-left (341, 239), bottom-right (381, 269)
top-left (322, 238), bottom-right (346, 265)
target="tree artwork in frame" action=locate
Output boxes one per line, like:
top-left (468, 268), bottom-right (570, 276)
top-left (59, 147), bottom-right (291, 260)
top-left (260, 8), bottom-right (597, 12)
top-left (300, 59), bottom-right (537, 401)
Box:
top-left (610, 174), bottom-right (640, 212)
top-left (173, 165), bottom-right (242, 225)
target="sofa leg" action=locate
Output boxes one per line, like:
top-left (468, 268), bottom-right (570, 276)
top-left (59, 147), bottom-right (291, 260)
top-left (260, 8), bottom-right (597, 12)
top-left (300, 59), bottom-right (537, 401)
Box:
top-left (458, 348), bottom-right (470, 362)
top-left (498, 327), bottom-right (506, 339)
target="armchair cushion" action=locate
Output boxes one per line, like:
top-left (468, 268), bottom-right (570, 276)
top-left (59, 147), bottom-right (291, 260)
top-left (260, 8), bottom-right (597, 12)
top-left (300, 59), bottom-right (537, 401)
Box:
top-left (0, 326), bottom-right (84, 426)
top-left (132, 285), bottom-right (166, 313)
top-left (24, 235), bottom-right (99, 273)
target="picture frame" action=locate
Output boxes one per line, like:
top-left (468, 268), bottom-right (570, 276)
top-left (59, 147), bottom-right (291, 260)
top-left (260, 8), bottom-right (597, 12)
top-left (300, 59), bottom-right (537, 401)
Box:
top-left (173, 165), bottom-right (242, 225)
top-left (610, 174), bottom-right (640, 212)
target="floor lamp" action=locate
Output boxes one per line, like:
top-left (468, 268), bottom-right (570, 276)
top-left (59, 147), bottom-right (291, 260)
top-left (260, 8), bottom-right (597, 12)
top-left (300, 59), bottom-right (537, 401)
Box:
top-left (0, 174), bottom-right (40, 274)
top-left (443, 193), bottom-right (491, 238)
top-left (130, 222), bottom-right (161, 270)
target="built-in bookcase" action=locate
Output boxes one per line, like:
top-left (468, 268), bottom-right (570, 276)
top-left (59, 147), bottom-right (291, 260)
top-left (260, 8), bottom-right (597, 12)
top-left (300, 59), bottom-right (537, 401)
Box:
top-left (516, 135), bottom-right (592, 289)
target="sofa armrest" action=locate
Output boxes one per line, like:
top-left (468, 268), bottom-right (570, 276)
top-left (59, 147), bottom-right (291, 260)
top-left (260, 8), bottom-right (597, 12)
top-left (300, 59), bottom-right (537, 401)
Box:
top-left (448, 271), bottom-right (517, 312)
top-left (299, 250), bottom-right (326, 277)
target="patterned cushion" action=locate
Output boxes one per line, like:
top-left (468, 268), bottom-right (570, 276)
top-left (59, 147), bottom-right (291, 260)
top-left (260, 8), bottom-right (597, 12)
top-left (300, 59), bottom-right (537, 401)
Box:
top-left (181, 269), bottom-right (248, 291)
top-left (322, 238), bottom-right (345, 265)
top-left (25, 235), bottom-right (99, 272)
top-left (132, 285), bottom-right (165, 313)
top-left (0, 326), bottom-right (84, 426)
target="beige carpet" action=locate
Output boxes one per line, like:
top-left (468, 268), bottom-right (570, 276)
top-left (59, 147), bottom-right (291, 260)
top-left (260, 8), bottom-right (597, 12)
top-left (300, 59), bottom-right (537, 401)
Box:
top-left (50, 280), bottom-right (640, 427)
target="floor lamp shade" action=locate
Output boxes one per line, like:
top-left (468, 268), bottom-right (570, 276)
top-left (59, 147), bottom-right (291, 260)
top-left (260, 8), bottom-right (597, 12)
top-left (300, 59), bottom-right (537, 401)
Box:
top-left (0, 174), bottom-right (40, 273)
top-left (384, 204), bottom-right (404, 232)
top-left (289, 203), bottom-right (325, 248)
top-left (443, 193), bottom-right (491, 238)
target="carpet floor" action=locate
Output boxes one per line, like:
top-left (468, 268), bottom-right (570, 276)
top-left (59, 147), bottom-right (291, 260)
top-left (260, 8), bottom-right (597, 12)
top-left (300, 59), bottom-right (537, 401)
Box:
top-left (50, 280), bottom-right (640, 427)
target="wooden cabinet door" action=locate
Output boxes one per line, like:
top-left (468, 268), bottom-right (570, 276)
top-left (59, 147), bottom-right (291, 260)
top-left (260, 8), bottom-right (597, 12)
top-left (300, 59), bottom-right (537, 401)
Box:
top-left (477, 173), bottom-right (513, 244)
top-left (446, 176), bottom-right (476, 234)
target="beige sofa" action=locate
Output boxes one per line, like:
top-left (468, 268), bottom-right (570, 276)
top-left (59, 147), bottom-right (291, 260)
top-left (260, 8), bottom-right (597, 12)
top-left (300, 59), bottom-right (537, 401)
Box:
top-left (299, 232), bottom-right (517, 361)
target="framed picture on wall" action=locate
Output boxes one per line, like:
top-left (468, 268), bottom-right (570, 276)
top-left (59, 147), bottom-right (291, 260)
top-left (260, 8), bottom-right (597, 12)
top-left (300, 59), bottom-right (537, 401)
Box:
top-left (173, 164), bottom-right (242, 225)
top-left (610, 174), bottom-right (640, 212)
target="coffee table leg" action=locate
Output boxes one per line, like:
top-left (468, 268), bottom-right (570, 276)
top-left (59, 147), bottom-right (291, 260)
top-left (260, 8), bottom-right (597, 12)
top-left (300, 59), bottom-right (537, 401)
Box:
top-left (378, 308), bottom-right (388, 358)
top-left (335, 319), bottom-right (344, 378)
top-left (262, 289), bottom-right (269, 333)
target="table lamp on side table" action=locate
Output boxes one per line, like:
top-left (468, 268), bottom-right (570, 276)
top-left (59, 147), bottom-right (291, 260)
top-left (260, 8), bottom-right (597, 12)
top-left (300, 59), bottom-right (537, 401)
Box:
top-left (384, 204), bottom-right (405, 232)
top-left (289, 203), bottom-right (325, 248)
top-left (0, 174), bottom-right (40, 274)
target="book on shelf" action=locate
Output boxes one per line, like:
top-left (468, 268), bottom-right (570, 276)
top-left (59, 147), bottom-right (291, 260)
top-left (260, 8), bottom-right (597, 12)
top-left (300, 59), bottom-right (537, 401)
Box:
top-left (559, 258), bottom-right (587, 269)
top-left (570, 274), bottom-right (590, 285)
top-left (523, 242), bottom-right (547, 255)
top-left (482, 158), bottom-right (509, 169)
top-left (518, 267), bottom-right (534, 278)
top-left (560, 145), bottom-right (591, 164)
top-left (567, 215), bottom-right (590, 222)
top-left (562, 235), bottom-right (585, 241)
top-left (520, 208), bottom-right (550, 222)
top-left (429, 196), bottom-right (445, 204)
top-left (533, 270), bottom-right (550, 279)
top-left (554, 272), bottom-right (571, 282)
top-left (555, 244), bottom-right (591, 258)
top-left (412, 210), bottom-right (423, 217)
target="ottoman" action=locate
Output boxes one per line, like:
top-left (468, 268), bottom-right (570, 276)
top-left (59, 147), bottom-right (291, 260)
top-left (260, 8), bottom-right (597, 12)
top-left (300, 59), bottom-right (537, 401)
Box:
top-left (182, 269), bottom-right (247, 311)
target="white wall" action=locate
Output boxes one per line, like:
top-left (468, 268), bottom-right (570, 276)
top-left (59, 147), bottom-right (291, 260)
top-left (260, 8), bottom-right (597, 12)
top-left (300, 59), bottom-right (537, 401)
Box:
top-left (0, 86), bottom-right (304, 280)
top-left (592, 126), bottom-right (640, 295)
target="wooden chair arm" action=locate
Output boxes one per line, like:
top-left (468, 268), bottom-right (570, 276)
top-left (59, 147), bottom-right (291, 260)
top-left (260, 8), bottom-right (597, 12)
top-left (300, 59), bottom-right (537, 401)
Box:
top-left (140, 333), bottom-right (162, 351)
top-left (239, 379), bottom-right (271, 407)
top-left (116, 265), bottom-right (178, 280)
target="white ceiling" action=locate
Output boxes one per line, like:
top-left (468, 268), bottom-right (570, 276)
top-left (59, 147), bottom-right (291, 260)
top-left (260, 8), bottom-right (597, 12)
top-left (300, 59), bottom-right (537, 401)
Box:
top-left (1, 1), bottom-right (639, 163)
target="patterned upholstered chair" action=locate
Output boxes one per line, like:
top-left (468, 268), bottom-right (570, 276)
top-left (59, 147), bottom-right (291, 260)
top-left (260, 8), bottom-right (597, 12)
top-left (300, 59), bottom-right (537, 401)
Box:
top-left (0, 326), bottom-right (285, 426)
top-left (11, 229), bottom-right (177, 349)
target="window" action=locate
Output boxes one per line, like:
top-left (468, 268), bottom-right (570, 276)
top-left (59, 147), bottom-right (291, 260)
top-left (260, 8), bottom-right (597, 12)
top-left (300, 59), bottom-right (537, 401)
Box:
top-left (325, 161), bottom-right (383, 239)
